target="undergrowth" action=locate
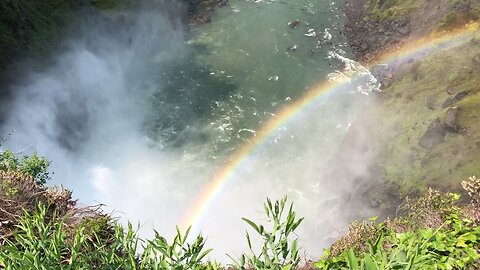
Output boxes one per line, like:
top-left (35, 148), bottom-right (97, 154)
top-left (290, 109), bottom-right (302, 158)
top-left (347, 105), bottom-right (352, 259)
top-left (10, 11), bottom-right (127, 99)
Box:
top-left (1, 150), bottom-right (479, 269)
top-left (316, 177), bottom-right (480, 270)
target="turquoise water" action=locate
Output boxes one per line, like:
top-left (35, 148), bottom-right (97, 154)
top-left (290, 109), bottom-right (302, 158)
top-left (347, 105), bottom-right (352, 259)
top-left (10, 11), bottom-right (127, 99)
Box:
top-left (149, 0), bottom-right (353, 156)
top-left (146, 0), bottom-right (377, 257)
top-left (1, 0), bottom-right (379, 260)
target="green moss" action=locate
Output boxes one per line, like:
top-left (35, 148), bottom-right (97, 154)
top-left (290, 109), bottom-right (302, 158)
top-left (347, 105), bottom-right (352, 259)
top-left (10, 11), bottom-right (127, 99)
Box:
top-left (369, 33), bottom-right (480, 195)
top-left (440, 13), bottom-right (460, 29)
top-left (366, 0), bottom-right (422, 21)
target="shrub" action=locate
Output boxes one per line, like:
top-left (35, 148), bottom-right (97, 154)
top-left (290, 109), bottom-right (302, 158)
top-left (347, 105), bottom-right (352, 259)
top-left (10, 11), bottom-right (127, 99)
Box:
top-left (0, 150), bottom-right (51, 186)
top-left (315, 176), bottom-right (480, 270)
top-left (229, 196), bottom-right (304, 270)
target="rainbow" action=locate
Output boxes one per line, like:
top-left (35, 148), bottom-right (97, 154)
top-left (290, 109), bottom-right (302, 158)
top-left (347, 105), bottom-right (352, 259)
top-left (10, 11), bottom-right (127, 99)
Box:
top-left (180, 23), bottom-right (479, 231)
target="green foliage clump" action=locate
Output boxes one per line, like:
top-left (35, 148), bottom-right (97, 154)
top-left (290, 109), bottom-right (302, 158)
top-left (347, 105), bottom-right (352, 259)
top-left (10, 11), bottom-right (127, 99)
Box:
top-left (0, 202), bottom-right (215, 269)
top-left (315, 178), bottom-right (480, 270)
top-left (365, 0), bottom-right (415, 21)
top-left (316, 213), bottom-right (480, 270)
top-left (229, 196), bottom-right (304, 270)
top-left (0, 150), bottom-right (50, 186)
top-left (0, 196), bottom-right (305, 269)
top-left (0, 157), bottom-right (305, 270)
top-left (0, 0), bottom-right (79, 67)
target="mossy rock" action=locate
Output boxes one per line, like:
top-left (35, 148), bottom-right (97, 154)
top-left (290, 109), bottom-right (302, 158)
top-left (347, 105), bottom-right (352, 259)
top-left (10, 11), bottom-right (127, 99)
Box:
top-left (372, 33), bottom-right (480, 194)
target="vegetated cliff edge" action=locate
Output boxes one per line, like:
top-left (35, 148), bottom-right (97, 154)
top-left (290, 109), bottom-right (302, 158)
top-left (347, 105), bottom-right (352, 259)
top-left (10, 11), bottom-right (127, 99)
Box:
top-left (0, 0), bottom-right (224, 73)
top-left (336, 0), bottom-right (480, 212)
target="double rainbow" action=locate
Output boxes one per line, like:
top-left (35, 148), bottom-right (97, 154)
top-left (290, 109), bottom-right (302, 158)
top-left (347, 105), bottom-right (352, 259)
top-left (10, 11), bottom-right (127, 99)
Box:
top-left (180, 23), bottom-right (479, 231)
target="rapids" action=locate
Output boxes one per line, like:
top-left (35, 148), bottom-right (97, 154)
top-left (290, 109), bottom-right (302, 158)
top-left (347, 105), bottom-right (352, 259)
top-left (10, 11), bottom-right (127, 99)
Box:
top-left (0, 0), bottom-right (380, 259)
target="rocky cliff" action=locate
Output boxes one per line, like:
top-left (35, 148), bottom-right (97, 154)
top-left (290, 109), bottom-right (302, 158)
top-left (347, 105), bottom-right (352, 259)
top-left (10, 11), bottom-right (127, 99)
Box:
top-left (338, 0), bottom-right (480, 212)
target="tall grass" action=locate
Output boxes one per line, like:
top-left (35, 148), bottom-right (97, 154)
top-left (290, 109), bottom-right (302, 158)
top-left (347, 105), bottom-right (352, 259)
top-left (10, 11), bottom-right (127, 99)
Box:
top-left (0, 202), bottom-right (215, 269)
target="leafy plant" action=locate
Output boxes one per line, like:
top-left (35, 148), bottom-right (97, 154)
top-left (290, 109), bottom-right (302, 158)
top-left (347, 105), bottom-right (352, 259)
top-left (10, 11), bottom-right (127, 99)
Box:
top-left (140, 226), bottom-right (212, 269)
top-left (0, 202), bottom-right (214, 269)
top-left (0, 150), bottom-right (51, 186)
top-left (229, 196), bottom-right (304, 270)
top-left (315, 187), bottom-right (480, 270)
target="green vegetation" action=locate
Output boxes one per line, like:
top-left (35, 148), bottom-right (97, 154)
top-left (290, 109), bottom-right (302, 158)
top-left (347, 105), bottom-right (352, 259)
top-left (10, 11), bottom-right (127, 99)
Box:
top-left (1, 151), bottom-right (479, 269)
top-left (0, 151), bottom-right (308, 269)
top-left (316, 182), bottom-right (480, 269)
top-left (0, 0), bottom-right (80, 68)
top-left (440, 7), bottom-right (480, 30)
top-left (0, 150), bottom-right (50, 186)
top-left (0, 203), bottom-right (215, 269)
top-left (0, 0), bottom-right (207, 70)
top-left (229, 197), bottom-right (303, 270)
top-left (371, 32), bottom-right (480, 195)
top-left (365, 0), bottom-right (420, 21)
top-left (364, 0), bottom-right (480, 25)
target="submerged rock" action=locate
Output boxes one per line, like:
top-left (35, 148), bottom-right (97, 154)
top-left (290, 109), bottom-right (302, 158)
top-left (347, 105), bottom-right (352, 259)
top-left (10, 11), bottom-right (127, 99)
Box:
top-left (217, 0), bottom-right (228, 7)
top-left (419, 119), bottom-right (446, 149)
top-left (288, 20), bottom-right (300, 29)
top-left (287, 45), bottom-right (298, 51)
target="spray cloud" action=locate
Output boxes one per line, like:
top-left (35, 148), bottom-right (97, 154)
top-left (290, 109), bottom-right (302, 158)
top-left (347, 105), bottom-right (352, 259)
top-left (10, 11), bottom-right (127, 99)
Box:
top-left (0, 2), bottom-right (388, 261)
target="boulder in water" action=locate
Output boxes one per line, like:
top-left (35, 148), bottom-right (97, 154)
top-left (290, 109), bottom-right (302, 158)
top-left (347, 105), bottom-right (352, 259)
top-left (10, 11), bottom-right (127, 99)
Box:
top-left (288, 20), bottom-right (300, 29)
top-left (287, 45), bottom-right (298, 51)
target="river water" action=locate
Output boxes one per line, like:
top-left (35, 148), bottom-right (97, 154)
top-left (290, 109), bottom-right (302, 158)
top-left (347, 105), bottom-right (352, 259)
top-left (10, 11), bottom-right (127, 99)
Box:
top-left (1, 0), bottom-right (379, 260)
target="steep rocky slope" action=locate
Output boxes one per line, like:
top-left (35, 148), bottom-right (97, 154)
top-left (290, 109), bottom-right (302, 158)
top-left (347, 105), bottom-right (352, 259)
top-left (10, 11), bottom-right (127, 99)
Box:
top-left (338, 0), bottom-right (480, 211)
top-left (345, 0), bottom-right (480, 62)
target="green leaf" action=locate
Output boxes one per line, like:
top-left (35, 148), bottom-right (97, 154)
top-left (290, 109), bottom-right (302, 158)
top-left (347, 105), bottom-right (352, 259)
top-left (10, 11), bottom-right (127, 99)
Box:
top-left (346, 249), bottom-right (360, 270)
top-left (364, 254), bottom-right (378, 270)
top-left (242, 218), bottom-right (262, 235)
top-left (246, 231), bottom-right (252, 250)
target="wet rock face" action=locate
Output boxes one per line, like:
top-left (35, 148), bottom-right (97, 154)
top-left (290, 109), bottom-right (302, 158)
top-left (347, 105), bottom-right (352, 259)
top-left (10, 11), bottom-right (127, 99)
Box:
top-left (442, 90), bottom-right (470, 108)
top-left (419, 119), bottom-right (447, 149)
top-left (445, 107), bottom-right (460, 131)
top-left (343, 0), bottom-right (411, 62)
top-left (442, 97), bottom-right (456, 108)
top-left (185, 0), bottom-right (229, 25)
